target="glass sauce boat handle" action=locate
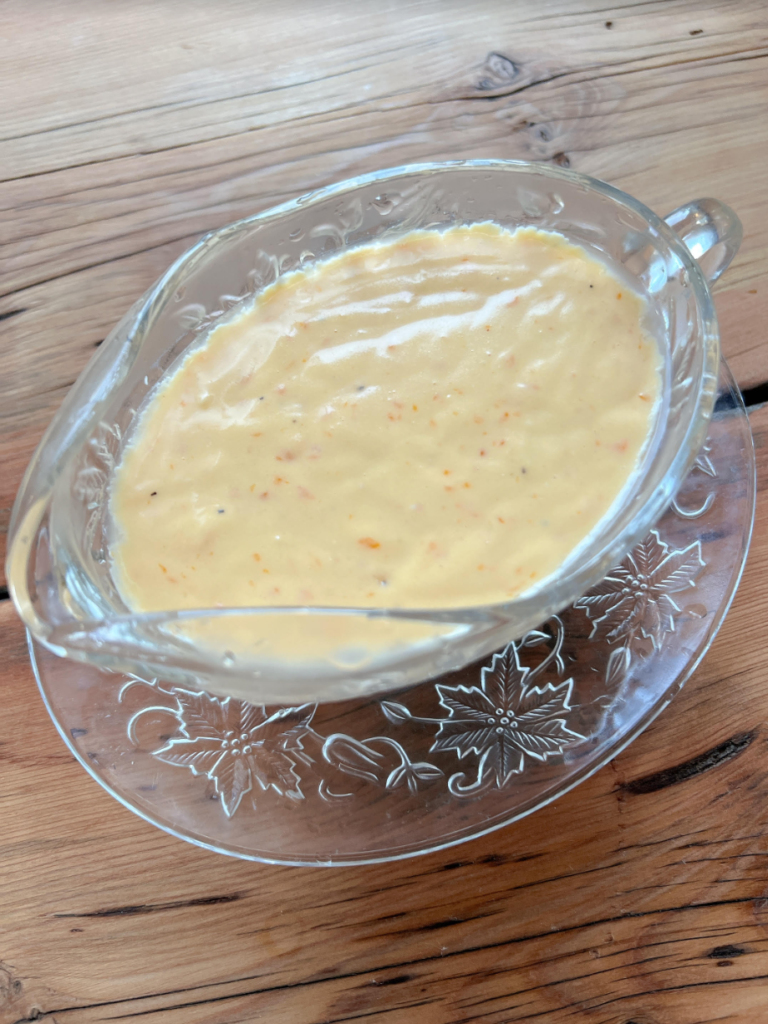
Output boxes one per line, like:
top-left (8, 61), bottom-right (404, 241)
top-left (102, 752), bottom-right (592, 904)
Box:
top-left (664, 198), bottom-right (743, 284)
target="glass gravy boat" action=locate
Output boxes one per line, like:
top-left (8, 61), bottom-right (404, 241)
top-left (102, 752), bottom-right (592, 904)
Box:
top-left (7, 161), bottom-right (741, 703)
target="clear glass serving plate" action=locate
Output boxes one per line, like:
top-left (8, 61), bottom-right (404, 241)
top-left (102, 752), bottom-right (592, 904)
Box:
top-left (30, 358), bottom-right (755, 864)
top-left (7, 160), bottom-right (743, 703)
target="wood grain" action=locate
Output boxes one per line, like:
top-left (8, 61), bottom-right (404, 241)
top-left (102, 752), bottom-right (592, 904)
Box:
top-left (1, 1), bottom-right (768, 1020)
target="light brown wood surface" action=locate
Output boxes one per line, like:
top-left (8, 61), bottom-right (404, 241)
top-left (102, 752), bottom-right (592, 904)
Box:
top-left (2, 2), bottom-right (768, 1021)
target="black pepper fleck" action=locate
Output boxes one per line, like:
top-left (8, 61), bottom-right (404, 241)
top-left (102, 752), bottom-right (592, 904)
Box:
top-left (150, 491), bottom-right (157, 496)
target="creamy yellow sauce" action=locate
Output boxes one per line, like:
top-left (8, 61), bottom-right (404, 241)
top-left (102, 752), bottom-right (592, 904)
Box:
top-left (110, 224), bottom-right (661, 615)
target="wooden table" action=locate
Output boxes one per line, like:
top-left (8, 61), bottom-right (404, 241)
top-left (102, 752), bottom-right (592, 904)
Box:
top-left (2, 2), bottom-right (767, 1020)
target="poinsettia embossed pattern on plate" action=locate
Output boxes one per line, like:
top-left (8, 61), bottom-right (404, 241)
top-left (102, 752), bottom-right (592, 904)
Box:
top-left (575, 532), bottom-right (705, 649)
top-left (143, 692), bottom-right (316, 817)
top-left (31, 362), bottom-right (754, 864)
top-left (382, 628), bottom-right (585, 796)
